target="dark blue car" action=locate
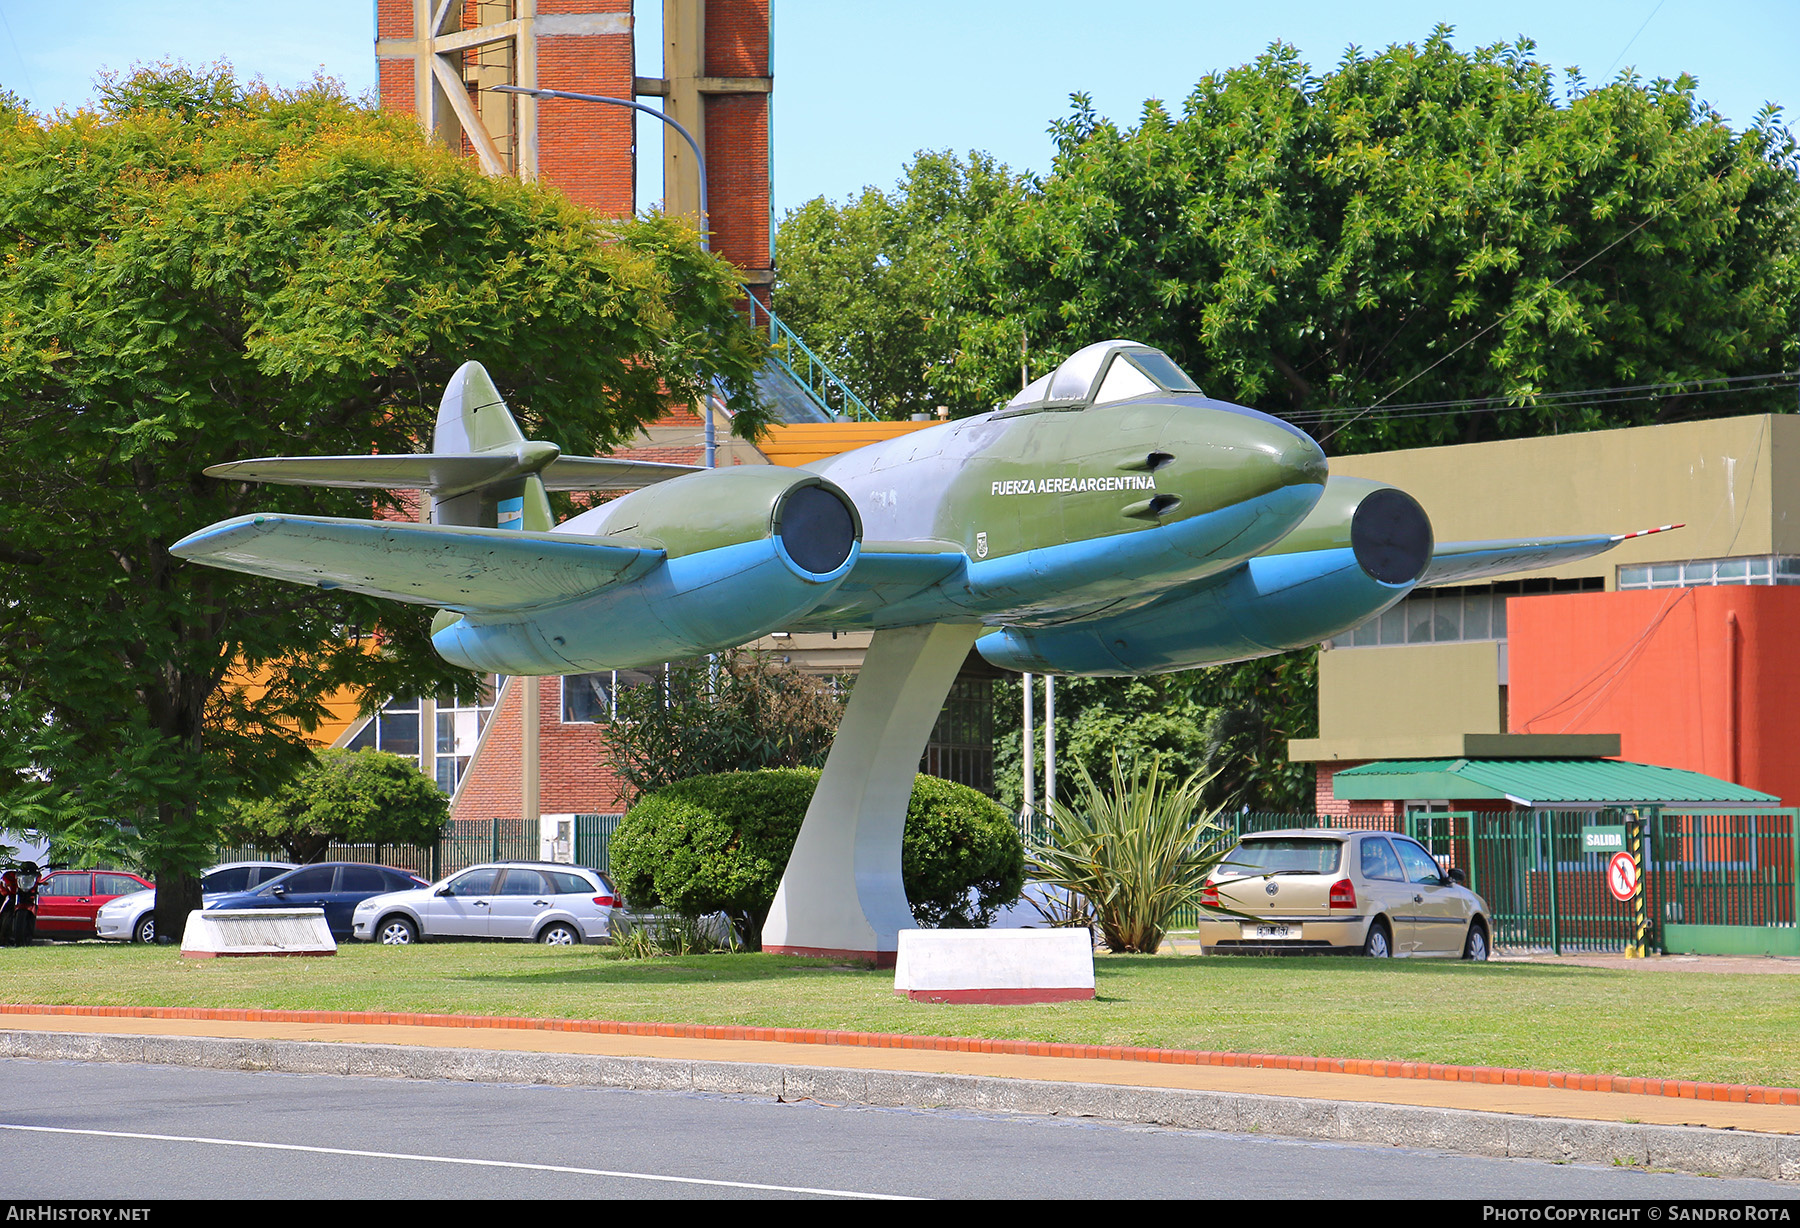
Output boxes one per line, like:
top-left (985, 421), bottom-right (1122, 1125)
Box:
top-left (206, 863), bottom-right (430, 937)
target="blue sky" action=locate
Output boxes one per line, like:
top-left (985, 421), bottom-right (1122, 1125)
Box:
top-left (0, 1), bottom-right (1792, 218)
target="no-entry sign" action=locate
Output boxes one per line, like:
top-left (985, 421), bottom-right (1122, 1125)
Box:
top-left (1607, 851), bottom-right (1639, 903)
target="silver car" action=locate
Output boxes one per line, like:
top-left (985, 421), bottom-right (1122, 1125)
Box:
top-left (351, 862), bottom-right (622, 946)
top-left (94, 860), bottom-right (296, 943)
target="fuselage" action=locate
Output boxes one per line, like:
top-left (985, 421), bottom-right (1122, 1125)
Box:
top-left (434, 342), bottom-right (1344, 673)
top-left (792, 391), bottom-right (1329, 628)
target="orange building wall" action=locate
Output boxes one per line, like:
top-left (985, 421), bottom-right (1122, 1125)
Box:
top-left (757, 421), bottom-right (936, 467)
top-left (1508, 587), bottom-right (1800, 807)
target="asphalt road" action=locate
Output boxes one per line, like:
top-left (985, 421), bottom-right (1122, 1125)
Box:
top-left (1, 1058), bottom-right (1795, 1201)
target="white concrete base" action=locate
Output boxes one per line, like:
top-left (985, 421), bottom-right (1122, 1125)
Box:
top-left (763, 622), bottom-right (983, 964)
top-left (893, 928), bottom-right (1096, 1003)
top-left (179, 909), bottom-right (337, 958)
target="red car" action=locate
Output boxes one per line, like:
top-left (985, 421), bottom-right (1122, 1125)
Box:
top-left (35, 870), bottom-right (154, 937)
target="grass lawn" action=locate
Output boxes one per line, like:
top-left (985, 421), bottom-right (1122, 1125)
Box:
top-left (2, 942), bottom-right (1795, 1088)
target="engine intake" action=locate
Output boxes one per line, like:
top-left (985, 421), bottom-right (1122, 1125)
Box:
top-left (433, 468), bottom-right (864, 672)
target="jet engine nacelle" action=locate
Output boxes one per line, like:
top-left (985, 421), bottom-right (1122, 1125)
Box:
top-left (977, 477), bottom-right (1432, 675)
top-left (432, 467), bottom-right (862, 673)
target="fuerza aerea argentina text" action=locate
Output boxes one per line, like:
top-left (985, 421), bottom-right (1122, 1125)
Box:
top-left (992, 475), bottom-right (1158, 496)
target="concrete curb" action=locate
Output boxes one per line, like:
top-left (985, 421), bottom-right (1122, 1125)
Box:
top-left (8, 1003), bottom-right (1791, 1106)
top-left (3, 1028), bottom-right (1796, 1183)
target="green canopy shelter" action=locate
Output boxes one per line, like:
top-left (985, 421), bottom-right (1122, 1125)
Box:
top-left (1330, 758), bottom-right (1778, 808)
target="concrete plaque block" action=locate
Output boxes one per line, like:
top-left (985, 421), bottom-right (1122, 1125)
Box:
top-left (893, 928), bottom-right (1095, 1003)
top-left (179, 908), bottom-right (335, 958)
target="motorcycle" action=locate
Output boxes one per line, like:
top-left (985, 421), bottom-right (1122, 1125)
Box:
top-left (0, 861), bottom-right (50, 947)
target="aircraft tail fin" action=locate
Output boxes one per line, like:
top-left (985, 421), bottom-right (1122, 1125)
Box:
top-left (428, 362), bottom-right (548, 530)
top-left (433, 361), bottom-right (526, 455)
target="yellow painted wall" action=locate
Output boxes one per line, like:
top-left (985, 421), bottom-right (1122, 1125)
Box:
top-left (1332, 414), bottom-right (1796, 587)
top-left (1293, 641), bottom-right (1502, 762)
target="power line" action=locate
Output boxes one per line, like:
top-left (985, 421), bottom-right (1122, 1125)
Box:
top-left (1316, 168), bottom-right (1742, 446)
top-left (1281, 370), bottom-right (1799, 429)
top-left (1605, 0), bottom-right (1668, 79)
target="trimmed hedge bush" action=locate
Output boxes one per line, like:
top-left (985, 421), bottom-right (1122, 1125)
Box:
top-left (611, 768), bottom-right (1024, 949)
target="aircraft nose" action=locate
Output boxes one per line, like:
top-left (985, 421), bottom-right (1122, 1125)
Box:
top-left (1228, 415), bottom-right (1327, 493)
top-left (1278, 430), bottom-right (1329, 489)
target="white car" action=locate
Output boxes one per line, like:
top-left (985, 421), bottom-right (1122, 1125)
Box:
top-left (94, 860), bottom-right (296, 944)
top-left (351, 862), bottom-right (622, 946)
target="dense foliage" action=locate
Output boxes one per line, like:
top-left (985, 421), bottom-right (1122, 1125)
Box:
top-left (224, 748), bottom-right (447, 864)
top-left (778, 28), bottom-right (1798, 808)
top-left (610, 768), bottom-right (1025, 947)
top-left (0, 65), bottom-right (767, 937)
top-left (993, 658), bottom-right (1318, 815)
top-left (783, 30), bottom-right (1798, 445)
top-left (603, 650), bottom-right (846, 804)
top-left (959, 32), bottom-right (1799, 450)
top-left (773, 151), bottom-right (1025, 418)
top-left (1028, 755), bottom-right (1233, 954)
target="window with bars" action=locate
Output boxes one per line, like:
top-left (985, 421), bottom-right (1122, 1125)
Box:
top-left (1336, 577), bottom-right (1604, 649)
top-left (1618, 555), bottom-right (1800, 590)
top-left (345, 678), bottom-right (497, 794)
top-left (919, 676), bottom-right (996, 797)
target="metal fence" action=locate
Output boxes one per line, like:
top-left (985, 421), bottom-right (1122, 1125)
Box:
top-left (1653, 809), bottom-right (1798, 931)
top-left (218, 814), bottom-right (626, 884)
top-left (221, 805), bottom-right (1797, 952)
top-left (1019, 806), bottom-right (1800, 952)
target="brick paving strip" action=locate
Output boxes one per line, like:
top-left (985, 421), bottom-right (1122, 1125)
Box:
top-left (4, 1002), bottom-right (1791, 1108)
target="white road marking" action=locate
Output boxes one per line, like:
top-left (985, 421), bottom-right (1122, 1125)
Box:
top-left (0, 1123), bottom-right (917, 1200)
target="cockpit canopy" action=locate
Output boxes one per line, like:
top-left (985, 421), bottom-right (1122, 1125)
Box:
top-left (1006, 339), bottom-right (1201, 411)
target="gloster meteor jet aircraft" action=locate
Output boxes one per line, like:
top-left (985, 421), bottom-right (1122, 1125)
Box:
top-left (174, 340), bottom-right (1665, 959)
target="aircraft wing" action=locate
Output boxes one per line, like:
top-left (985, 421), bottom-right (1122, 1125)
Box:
top-left (789, 541), bottom-right (969, 624)
top-left (204, 453), bottom-right (698, 495)
top-left (169, 515), bottom-right (661, 612)
top-left (1420, 524), bottom-right (1681, 587)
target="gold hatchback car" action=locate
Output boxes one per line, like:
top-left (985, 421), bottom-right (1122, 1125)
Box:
top-left (1197, 828), bottom-right (1492, 960)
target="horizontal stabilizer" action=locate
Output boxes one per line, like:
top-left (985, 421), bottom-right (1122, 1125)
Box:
top-left (1421, 524), bottom-right (1682, 587)
top-left (170, 515), bottom-right (661, 612)
top-left (203, 451), bottom-right (699, 497)
top-left (539, 456), bottom-right (703, 490)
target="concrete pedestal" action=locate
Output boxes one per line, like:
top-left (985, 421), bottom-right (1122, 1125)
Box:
top-left (894, 928), bottom-right (1096, 1003)
top-left (179, 909), bottom-right (336, 958)
top-left (763, 622), bottom-right (982, 963)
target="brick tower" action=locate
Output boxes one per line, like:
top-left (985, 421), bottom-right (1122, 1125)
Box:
top-left (374, 0), bottom-right (772, 293)
top-left (369, 2), bottom-right (778, 827)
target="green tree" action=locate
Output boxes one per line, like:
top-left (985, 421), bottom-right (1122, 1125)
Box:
top-left (225, 748), bottom-right (447, 864)
top-left (956, 30), bottom-right (1799, 446)
top-left (992, 675), bottom-right (1211, 814)
top-left (991, 665), bottom-right (1315, 819)
top-left (0, 65), bottom-right (767, 941)
top-left (602, 650), bottom-right (846, 804)
top-left (774, 150), bottom-right (1027, 418)
top-left (610, 768), bottom-right (1024, 948)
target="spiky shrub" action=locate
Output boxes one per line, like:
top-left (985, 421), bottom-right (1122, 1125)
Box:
top-left (1027, 754), bottom-right (1231, 954)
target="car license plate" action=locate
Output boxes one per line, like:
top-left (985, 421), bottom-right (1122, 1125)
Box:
top-left (1243, 923), bottom-right (1298, 940)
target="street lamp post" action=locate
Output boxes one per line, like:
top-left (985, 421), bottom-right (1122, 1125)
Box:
top-left (492, 83), bottom-right (719, 467)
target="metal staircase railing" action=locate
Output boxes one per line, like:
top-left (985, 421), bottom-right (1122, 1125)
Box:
top-left (745, 296), bottom-right (877, 422)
